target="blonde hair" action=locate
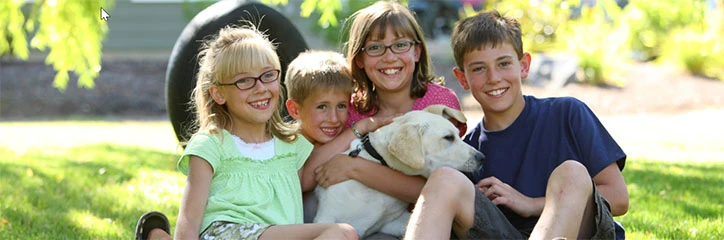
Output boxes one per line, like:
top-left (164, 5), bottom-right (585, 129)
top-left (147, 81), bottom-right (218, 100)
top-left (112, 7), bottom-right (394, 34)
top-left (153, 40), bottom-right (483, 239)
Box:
top-left (344, 0), bottom-right (443, 114)
top-left (285, 50), bottom-right (354, 105)
top-left (190, 24), bottom-right (297, 142)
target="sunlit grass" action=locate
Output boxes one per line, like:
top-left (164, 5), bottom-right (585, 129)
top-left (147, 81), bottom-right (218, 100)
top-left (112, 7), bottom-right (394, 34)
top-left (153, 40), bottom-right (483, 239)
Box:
top-left (615, 159), bottom-right (724, 239)
top-left (0, 144), bottom-right (184, 239)
top-left (0, 138), bottom-right (722, 238)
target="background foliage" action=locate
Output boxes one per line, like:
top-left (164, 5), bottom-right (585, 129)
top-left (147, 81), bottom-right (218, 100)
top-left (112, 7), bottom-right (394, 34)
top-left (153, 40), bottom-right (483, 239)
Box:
top-left (657, 3), bottom-right (724, 80)
top-left (476, 0), bottom-right (723, 85)
top-left (264, 0), bottom-right (389, 48)
top-left (624, 0), bottom-right (710, 61)
top-left (0, 0), bottom-right (112, 91)
top-left (1, 0), bottom-right (722, 90)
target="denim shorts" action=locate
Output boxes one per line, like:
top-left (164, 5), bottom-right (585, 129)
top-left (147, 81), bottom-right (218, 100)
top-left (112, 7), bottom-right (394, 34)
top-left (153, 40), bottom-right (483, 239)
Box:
top-left (459, 182), bottom-right (616, 239)
top-left (200, 221), bottom-right (272, 240)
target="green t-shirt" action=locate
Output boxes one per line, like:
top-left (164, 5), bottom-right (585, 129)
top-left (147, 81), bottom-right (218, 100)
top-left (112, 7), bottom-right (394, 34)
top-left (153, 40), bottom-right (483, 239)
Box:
top-left (178, 129), bottom-right (313, 232)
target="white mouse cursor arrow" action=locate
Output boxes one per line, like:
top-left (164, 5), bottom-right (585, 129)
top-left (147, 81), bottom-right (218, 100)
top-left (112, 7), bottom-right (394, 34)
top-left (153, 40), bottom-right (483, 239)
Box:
top-left (100, 7), bottom-right (110, 22)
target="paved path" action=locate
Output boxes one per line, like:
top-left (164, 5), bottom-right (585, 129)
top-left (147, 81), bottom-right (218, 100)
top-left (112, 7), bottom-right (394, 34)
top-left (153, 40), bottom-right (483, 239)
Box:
top-left (0, 120), bottom-right (182, 155)
top-left (2, 109), bottom-right (722, 163)
top-left (601, 109), bottom-right (724, 163)
top-left (464, 109), bottom-right (724, 163)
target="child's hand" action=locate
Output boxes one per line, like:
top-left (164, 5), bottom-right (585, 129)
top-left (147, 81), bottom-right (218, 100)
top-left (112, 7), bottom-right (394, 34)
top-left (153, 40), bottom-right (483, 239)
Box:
top-left (356, 115), bottom-right (396, 135)
top-left (476, 176), bottom-right (542, 218)
top-left (314, 154), bottom-right (360, 188)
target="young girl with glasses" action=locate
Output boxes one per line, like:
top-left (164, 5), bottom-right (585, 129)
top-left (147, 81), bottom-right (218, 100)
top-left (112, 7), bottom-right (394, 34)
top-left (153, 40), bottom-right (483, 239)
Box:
top-left (137, 24), bottom-right (356, 240)
top-left (302, 0), bottom-right (465, 234)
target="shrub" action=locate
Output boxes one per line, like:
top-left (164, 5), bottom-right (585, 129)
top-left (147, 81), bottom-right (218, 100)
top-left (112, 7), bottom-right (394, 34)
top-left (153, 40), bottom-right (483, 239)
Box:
top-left (304, 0), bottom-right (379, 49)
top-left (478, 0), bottom-right (575, 53)
top-left (659, 6), bottom-right (724, 80)
top-left (479, 0), bottom-right (629, 86)
top-left (624, 0), bottom-right (709, 61)
top-left (554, 0), bottom-right (630, 86)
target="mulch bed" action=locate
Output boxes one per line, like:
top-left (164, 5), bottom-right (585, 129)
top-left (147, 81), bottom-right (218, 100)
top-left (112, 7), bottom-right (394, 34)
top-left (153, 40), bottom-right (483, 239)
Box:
top-left (2, 58), bottom-right (722, 120)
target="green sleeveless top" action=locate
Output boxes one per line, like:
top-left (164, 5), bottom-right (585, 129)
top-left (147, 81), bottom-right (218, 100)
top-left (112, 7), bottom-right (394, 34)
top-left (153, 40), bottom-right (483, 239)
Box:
top-left (178, 129), bottom-right (313, 232)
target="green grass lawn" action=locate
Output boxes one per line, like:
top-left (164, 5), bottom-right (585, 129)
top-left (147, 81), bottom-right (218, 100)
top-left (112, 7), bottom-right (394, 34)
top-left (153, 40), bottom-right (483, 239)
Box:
top-left (0, 143), bottom-right (722, 239)
top-left (615, 158), bottom-right (724, 239)
top-left (0, 144), bottom-right (185, 239)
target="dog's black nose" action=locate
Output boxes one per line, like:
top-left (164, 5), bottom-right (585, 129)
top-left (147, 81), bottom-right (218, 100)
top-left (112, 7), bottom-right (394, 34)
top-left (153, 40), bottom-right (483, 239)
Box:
top-left (475, 152), bottom-right (485, 163)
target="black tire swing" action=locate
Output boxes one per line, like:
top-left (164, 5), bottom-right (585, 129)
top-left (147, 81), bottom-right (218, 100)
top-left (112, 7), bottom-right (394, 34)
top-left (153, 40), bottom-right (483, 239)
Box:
top-left (165, 1), bottom-right (308, 144)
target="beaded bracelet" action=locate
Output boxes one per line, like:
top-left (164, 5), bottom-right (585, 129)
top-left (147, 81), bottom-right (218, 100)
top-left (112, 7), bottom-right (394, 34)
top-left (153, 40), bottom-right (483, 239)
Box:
top-left (351, 122), bottom-right (364, 138)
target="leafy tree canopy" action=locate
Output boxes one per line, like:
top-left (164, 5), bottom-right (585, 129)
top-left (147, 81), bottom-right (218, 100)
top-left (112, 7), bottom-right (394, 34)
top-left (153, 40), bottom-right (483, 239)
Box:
top-left (1, 0), bottom-right (112, 91)
top-left (0, 0), bottom-right (346, 91)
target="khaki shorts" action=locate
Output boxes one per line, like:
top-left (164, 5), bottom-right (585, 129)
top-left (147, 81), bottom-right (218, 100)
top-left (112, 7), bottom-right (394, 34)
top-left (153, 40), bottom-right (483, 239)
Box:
top-left (459, 181), bottom-right (616, 239)
top-left (200, 221), bottom-right (272, 240)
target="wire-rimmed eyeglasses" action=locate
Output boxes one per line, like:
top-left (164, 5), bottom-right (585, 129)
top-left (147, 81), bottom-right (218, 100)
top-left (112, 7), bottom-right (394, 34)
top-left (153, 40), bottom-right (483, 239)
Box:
top-left (361, 40), bottom-right (418, 57)
top-left (217, 69), bottom-right (280, 90)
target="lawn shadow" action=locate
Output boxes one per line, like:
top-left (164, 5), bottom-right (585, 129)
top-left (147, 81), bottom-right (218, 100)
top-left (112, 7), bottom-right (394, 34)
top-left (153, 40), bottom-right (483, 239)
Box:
top-left (0, 144), bottom-right (181, 239)
top-left (620, 159), bottom-right (724, 239)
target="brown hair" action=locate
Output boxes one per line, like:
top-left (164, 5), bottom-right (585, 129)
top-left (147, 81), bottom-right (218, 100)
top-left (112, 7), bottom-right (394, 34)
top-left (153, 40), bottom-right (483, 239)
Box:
top-left (345, 0), bottom-right (443, 114)
top-left (285, 50), bottom-right (354, 105)
top-left (451, 10), bottom-right (524, 71)
top-left (191, 24), bottom-right (297, 142)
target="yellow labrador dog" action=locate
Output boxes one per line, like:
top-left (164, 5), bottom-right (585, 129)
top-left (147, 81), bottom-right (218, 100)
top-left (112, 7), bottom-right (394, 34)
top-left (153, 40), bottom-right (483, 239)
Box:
top-left (313, 105), bottom-right (485, 238)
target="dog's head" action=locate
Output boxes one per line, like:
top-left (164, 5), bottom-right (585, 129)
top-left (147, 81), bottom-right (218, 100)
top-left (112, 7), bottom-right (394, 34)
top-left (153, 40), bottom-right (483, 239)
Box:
top-left (369, 106), bottom-right (484, 177)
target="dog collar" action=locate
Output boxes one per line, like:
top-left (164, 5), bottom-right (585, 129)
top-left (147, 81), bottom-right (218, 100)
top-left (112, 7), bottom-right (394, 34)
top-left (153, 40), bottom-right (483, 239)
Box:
top-left (347, 135), bottom-right (388, 166)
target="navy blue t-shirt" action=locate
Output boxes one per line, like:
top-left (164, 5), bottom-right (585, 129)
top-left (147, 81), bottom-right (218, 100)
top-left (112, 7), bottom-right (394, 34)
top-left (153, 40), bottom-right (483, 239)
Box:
top-left (463, 95), bottom-right (626, 232)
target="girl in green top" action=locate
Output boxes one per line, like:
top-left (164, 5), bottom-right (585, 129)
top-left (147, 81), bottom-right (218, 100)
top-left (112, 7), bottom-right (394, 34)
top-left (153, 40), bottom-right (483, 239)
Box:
top-left (142, 24), bottom-right (356, 240)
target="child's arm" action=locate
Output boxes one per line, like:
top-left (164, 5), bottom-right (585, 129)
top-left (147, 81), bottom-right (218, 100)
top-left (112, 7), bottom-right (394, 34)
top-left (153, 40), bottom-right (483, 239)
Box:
top-left (300, 117), bottom-right (391, 192)
top-left (301, 129), bottom-right (357, 192)
top-left (300, 128), bottom-right (357, 191)
top-left (473, 163), bottom-right (629, 218)
top-left (474, 176), bottom-right (545, 218)
top-left (592, 162), bottom-right (629, 216)
top-left (315, 154), bottom-right (426, 203)
top-left (175, 156), bottom-right (213, 239)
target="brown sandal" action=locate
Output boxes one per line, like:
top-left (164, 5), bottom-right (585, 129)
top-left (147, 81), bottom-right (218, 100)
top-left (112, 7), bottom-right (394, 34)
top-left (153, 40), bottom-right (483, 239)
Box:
top-left (135, 211), bottom-right (170, 240)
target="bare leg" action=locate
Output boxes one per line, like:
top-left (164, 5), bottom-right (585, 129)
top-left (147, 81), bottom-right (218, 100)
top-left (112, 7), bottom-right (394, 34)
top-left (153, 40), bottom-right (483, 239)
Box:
top-left (578, 190), bottom-right (596, 238)
top-left (149, 223), bottom-right (356, 240)
top-left (530, 160), bottom-right (595, 239)
top-left (404, 167), bottom-right (476, 240)
top-left (260, 223), bottom-right (357, 240)
top-left (147, 228), bottom-right (172, 240)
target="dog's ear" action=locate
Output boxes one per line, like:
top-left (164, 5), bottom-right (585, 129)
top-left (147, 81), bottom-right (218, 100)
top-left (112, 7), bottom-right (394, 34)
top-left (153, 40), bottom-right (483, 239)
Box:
top-left (422, 104), bottom-right (447, 116)
top-left (387, 122), bottom-right (426, 170)
top-left (423, 105), bottom-right (467, 126)
top-left (441, 107), bottom-right (467, 124)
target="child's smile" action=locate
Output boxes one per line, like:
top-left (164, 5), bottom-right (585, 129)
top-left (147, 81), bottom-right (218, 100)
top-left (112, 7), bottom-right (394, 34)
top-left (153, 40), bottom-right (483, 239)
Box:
top-left (486, 88), bottom-right (508, 98)
top-left (380, 67), bottom-right (402, 76)
top-left (249, 99), bottom-right (271, 109)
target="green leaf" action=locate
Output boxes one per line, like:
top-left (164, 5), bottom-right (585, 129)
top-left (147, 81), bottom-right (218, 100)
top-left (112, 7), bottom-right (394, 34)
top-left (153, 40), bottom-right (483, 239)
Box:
top-left (1, 0), bottom-right (111, 90)
top-left (52, 70), bottom-right (69, 92)
top-left (0, 0), bottom-right (29, 59)
top-left (300, 0), bottom-right (316, 18)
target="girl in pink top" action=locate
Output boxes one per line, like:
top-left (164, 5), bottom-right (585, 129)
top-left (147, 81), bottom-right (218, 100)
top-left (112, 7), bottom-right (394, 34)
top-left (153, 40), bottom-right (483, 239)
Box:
top-left (301, 2), bottom-right (465, 225)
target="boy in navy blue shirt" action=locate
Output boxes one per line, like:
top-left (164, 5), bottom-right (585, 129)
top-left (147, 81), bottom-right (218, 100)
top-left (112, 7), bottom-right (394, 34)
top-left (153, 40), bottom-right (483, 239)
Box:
top-left (404, 10), bottom-right (629, 239)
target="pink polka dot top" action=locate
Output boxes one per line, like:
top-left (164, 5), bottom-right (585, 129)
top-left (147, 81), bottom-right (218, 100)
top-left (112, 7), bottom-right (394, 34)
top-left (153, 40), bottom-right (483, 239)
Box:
top-left (347, 83), bottom-right (467, 136)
